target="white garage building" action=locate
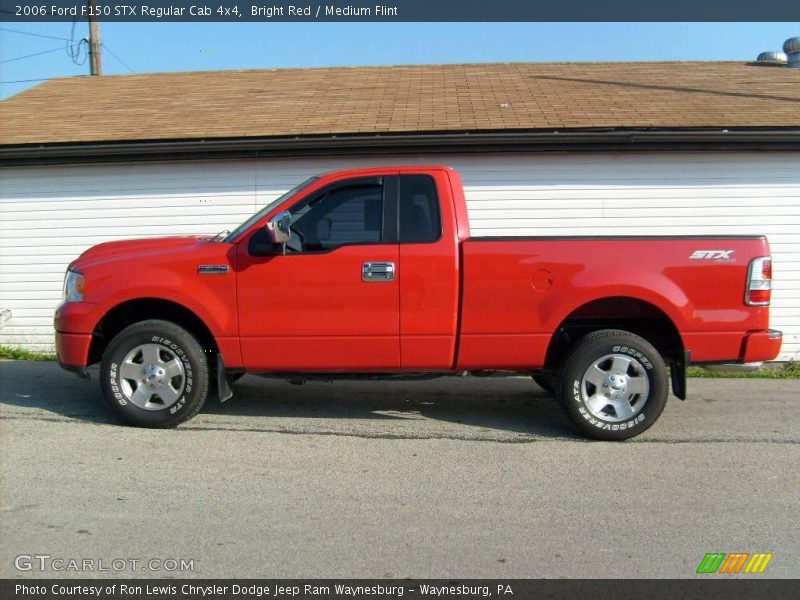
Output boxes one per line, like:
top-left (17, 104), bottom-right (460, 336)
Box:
top-left (1, 62), bottom-right (798, 360)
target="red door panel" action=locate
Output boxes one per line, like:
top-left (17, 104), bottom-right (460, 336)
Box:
top-left (236, 244), bottom-right (400, 371)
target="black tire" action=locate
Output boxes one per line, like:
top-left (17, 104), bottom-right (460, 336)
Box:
top-left (100, 319), bottom-right (209, 428)
top-left (532, 373), bottom-right (555, 395)
top-left (555, 329), bottom-right (668, 441)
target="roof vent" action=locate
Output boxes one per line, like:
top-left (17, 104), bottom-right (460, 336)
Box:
top-left (755, 51), bottom-right (788, 66)
top-left (784, 37), bottom-right (800, 68)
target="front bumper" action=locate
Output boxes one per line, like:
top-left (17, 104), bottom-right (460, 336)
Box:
top-left (54, 301), bottom-right (100, 373)
top-left (742, 329), bottom-right (783, 363)
top-left (55, 331), bottom-right (93, 372)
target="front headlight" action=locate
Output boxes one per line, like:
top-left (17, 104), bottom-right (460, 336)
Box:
top-left (63, 269), bottom-right (85, 302)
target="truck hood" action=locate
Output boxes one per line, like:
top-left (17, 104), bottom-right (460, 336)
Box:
top-left (71, 236), bottom-right (214, 271)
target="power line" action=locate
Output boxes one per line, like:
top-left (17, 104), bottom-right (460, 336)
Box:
top-left (0, 46), bottom-right (63, 64)
top-left (103, 43), bottom-right (135, 73)
top-left (0, 77), bottom-right (65, 84)
top-left (66, 19), bottom-right (89, 66)
top-left (0, 27), bottom-right (69, 41)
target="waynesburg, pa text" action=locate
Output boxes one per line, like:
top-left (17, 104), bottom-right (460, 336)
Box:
top-left (15, 583), bottom-right (514, 597)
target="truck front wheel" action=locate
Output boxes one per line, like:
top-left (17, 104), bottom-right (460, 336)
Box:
top-left (556, 329), bottom-right (668, 440)
top-left (100, 319), bottom-right (209, 428)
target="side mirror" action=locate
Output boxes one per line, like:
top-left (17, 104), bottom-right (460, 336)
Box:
top-left (266, 211), bottom-right (292, 245)
top-left (249, 211), bottom-right (293, 257)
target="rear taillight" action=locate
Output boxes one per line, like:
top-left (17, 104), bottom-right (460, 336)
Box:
top-left (746, 256), bottom-right (772, 306)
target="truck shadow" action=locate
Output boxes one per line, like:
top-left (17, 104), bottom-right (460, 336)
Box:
top-left (0, 361), bottom-right (582, 440)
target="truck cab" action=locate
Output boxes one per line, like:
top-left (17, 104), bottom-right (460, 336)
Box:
top-left (232, 167), bottom-right (466, 371)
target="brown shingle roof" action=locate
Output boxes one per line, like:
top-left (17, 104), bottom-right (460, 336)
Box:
top-left (1, 61), bottom-right (798, 146)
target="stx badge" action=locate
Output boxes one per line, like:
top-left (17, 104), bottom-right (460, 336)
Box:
top-left (689, 250), bottom-right (735, 260)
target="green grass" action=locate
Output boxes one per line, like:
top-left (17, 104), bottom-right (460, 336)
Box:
top-left (688, 363), bottom-right (800, 379)
top-left (0, 346), bottom-right (57, 361)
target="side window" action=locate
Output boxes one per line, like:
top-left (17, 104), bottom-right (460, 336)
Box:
top-left (399, 175), bottom-right (441, 243)
top-left (290, 180), bottom-right (384, 252)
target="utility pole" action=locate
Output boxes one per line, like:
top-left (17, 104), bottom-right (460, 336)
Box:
top-left (88, 0), bottom-right (102, 76)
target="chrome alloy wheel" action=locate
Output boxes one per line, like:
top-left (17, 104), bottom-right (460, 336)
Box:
top-left (579, 353), bottom-right (650, 422)
top-left (118, 343), bottom-right (186, 410)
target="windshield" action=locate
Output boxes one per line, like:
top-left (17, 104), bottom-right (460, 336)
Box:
top-left (224, 176), bottom-right (319, 243)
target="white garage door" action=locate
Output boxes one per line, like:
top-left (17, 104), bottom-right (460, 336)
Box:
top-left (1, 150), bottom-right (798, 360)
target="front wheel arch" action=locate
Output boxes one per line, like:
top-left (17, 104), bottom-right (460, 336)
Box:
top-left (89, 297), bottom-right (218, 365)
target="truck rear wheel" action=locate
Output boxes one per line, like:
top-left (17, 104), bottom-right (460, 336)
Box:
top-left (556, 329), bottom-right (668, 440)
top-left (100, 319), bottom-right (209, 428)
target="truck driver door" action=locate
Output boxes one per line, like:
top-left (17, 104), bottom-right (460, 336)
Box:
top-left (236, 176), bottom-right (400, 371)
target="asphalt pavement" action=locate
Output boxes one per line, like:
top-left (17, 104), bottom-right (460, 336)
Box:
top-left (1, 360), bottom-right (798, 578)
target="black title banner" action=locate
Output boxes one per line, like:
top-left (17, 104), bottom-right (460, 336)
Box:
top-left (3, 0), bottom-right (800, 22)
top-left (3, 580), bottom-right (800, 600)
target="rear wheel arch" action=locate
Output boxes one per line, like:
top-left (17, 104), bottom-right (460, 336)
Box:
top-left (543, 296), bottom-right (684, 371)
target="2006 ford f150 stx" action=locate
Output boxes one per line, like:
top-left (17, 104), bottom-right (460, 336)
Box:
top-left (55, 165), bottom-right (782, 439)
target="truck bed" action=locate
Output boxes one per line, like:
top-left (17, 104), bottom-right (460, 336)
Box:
top-left (456, 235), bottom-right (771, 369)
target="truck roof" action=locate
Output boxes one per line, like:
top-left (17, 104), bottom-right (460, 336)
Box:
top-left (314, 165), bottom-right (456, 179)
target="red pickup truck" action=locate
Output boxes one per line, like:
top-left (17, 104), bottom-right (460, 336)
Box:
top-left (55, 165), bottom-right (782, 439)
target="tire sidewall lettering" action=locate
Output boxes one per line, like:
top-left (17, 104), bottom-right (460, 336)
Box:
top-left (578, 405), bottom-right (646, 430)
top-left (611, 345), bottom-right (653, 370)
top-left (109, 362), bottom-right (127, 406)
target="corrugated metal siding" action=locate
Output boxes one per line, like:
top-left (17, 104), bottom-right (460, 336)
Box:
top-left (1, 151), bottom-right (798, 360)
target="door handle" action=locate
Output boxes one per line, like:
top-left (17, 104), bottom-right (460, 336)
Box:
top-left (362, 262), bottom-right (395, 282)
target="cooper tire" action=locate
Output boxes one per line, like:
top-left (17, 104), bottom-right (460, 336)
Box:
top-left (555, 329), bottom-right (668, 441)
top-left (100, 319), bottom-right (209, 428)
